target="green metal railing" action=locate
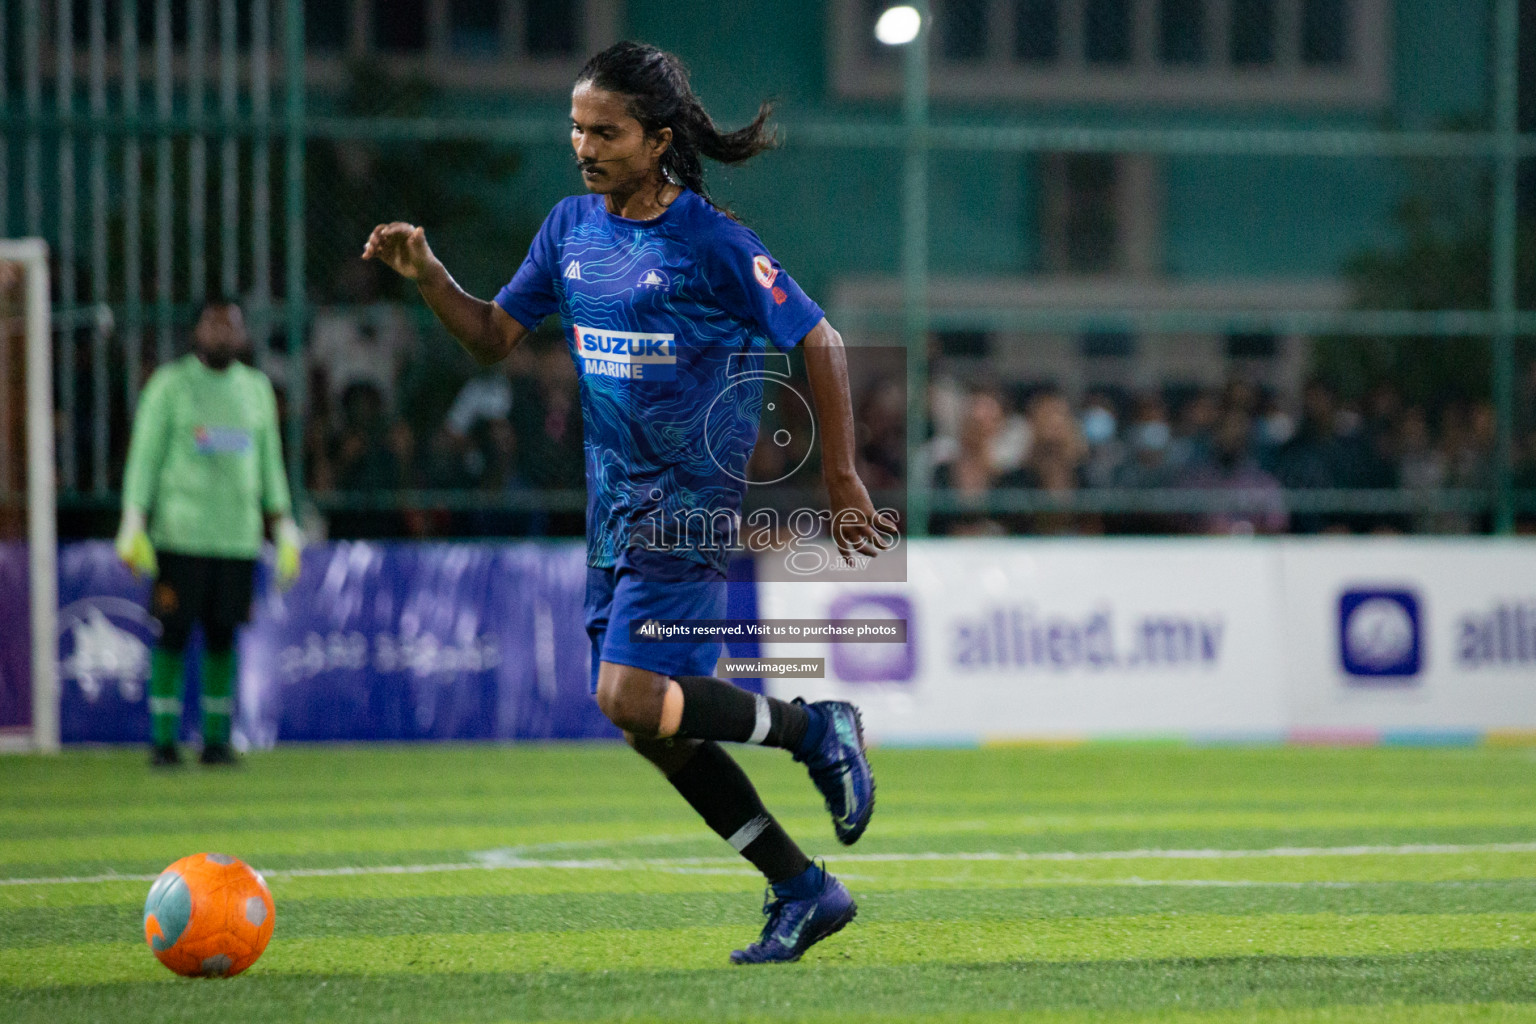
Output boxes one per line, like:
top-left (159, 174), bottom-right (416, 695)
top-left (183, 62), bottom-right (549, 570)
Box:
top-left (1490, 0), bottom-right (1523, 533)
top-left (5, 0), bottom-right (1533, 535)
top-left (878, 0), bottom-right (1530, 535)
top-left (3, 0), bottom-right (307, 503)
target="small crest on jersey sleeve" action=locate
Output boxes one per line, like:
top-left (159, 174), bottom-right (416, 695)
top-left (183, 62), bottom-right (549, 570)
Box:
top-left (752, 254), bottom-right (777, 289)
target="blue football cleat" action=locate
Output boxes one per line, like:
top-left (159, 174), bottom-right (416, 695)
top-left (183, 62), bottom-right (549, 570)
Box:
top-left (795, 699), bottom-right (876, 845)
top-left (729, 864), bottom-right (857, 965)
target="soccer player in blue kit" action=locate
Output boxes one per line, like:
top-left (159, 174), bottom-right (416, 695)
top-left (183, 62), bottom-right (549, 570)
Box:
top-left (364, 41), bottom-right (894, 964)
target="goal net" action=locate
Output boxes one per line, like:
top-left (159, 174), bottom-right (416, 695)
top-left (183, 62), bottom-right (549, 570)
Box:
top-left (0, 239), bottom-right (57, 752)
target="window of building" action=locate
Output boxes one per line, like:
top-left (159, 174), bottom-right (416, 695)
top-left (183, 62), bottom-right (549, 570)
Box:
top-left (1159, 0), bottom-right (1206, 65)
top-left (283, 1), bottom-right (615, 92)
top-left (1229, 0), bottom-right (1276, 65)
top-left (373, 0), bottom-right (429, 52)
top-left (938, 330), bottom-right (992, 357)
top-left (306, 0), bottom-right (349, 53)
top-left (1042, 153), bottom-right (1123, 273)
top-left (135, 0), bottom-right (190, 48)
top-left (527, 0), bottom-right (581, 57)
top-left (832, 0), bottom-right (1387, 106)
top-left (449, 0), bottom-right (501, 56)
top-left (236, 2), bottom-right (255, 49)
top-left (940, 0), bottom-right (992, 63)
top-left (1039, 152), bottom-right (1162, 277)
top-left (1081, 332), bottom-right (1138, 358)
top-left (1084, 0), bottom-right (1133, 65)
top-left (1301, 0), bottom-right (1348, 65)
top-left (1013, 0), bottom-right (1060, 63)
top-left (93, 0), bottom-right (607, 76)
top-left (1063, 155), bottom-right (1120, 271)
top-left (72, 2), bottom-right (121, 45)
top-left (1226, 332), bottom-right (1279, 358)
top-left (64, 2), bottom-right (267, 53)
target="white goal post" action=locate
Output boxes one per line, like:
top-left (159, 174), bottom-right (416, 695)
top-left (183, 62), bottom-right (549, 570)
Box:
top-left (1, 239), bottom-right (58, 753)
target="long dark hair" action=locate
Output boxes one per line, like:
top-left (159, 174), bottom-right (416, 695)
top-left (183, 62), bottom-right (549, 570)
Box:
top-left (576, 41), bottom-right (777, 215)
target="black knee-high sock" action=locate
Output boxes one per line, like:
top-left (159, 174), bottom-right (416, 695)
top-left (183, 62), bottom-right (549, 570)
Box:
top-left (666, 740), bottom-right (811, 884)
top-left (674, 676), bottom-right (813, 753)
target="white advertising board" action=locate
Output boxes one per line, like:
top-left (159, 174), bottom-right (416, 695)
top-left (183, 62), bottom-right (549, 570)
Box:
top-left (1280, 540), bottom-right (1536, 733)
top-left (758, 540), bottom-right (1289, 743)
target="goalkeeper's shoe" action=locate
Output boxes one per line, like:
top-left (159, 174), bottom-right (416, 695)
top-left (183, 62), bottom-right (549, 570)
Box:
top-left (199, 742), bottom-right (240, 767)
top-left (793, 700), bottom-right (876, 845)
top-left (730, 863), bottom-right (856, 965)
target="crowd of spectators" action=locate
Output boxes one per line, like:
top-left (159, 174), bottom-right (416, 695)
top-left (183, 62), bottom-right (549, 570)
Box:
top-left (295, 288), bottom-right (1534, 539)
top-left (302, 286), bottom-right (584, 537)
top-left (925, 373), bottom-right (1532, 537)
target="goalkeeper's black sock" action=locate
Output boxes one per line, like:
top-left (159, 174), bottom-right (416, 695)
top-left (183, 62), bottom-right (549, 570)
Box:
top-left (673, 676), bottom-right (811, 752)
top-left (666, 741), bottom-right (811, 884)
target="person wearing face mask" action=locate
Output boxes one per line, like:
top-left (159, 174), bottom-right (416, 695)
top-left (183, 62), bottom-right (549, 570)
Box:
top-left (1106, 395), bottom-right (1177, 534)
top-left (1079, 392), bottom-right (1125, 489)
top-left (1114, 395), bottom-right (1175, 489)
top-left (1177, 405), bottom-right (1288, 536)
top-left (115, 298), bottom-right (303, 767)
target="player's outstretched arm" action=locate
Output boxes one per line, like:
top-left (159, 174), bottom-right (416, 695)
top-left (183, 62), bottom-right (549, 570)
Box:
top-left (362, 222), bottom-right (526, 366)
top-left (802, 319), bottom-right (899, 562)
top-left (116, 371), bottom-right (174, 577)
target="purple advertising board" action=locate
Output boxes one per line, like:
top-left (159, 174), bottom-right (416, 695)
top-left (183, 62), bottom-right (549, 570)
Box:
top-left (49, 541), bottom-right (762, 746)
top-left (239, 541), bottom-right (614, 744)
top-left (56, 542), bottom-right (160, 742)
top-left (0, 542), bottom-right (30, 730)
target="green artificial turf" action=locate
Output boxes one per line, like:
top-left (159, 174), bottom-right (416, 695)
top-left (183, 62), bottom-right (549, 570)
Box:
top-left (2, 743), bottom-right (1534, 1022)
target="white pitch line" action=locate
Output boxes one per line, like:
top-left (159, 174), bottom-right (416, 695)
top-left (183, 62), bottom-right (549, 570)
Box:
top-left (4, 840), bottom-right (1536, 888)
top-left (0, 871), bottom-right (163, 886)
top-left (827, 841), bottom-right (1536, 864)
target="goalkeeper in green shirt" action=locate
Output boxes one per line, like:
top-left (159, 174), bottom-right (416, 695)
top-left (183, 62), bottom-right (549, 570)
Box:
top-left (115, 298), bottom-right (302, 766)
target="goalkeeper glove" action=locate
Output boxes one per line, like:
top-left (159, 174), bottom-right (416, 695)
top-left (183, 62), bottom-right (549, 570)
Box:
top-left (275, 516), bottom-right (303, 592)
top-left (114, 507), bottom-right (158, 578)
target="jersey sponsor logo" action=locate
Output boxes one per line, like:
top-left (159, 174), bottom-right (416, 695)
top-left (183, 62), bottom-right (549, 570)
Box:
top-left (574, 324), bottom-right (677, 381)
top-left (193, 425), bottom-right (252, 455)
top-left (771, 286), bottom-right (788, 305)
top-left (636, 268), bottom-right (671, 290)
top-left (752, 254), bottom-right (777, 289)
top-left (563, 260), bottom-right (583, 281)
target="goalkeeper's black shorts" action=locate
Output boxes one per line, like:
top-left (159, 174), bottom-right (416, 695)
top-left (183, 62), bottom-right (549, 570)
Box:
top-left (151, 552), bottom-right (257, 653)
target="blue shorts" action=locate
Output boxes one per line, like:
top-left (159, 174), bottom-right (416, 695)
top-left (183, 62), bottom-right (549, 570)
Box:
top-left (584, 547), bottom-right (727, 693)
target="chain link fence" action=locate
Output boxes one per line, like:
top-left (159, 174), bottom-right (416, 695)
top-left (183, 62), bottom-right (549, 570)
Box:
top-left (5, 0), bottom-right (1535, 539)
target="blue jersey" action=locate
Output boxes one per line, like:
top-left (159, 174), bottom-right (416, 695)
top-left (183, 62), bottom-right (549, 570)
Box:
top-left (495, 189), bottom-right (825, 573)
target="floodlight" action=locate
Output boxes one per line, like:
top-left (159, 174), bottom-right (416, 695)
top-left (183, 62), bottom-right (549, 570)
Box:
top-left (875, 5), bottom-right (922, 45)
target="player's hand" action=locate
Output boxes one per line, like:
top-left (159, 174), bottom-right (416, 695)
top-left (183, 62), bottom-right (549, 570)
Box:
top-left (825, 471), bottom-right (899, 565)
top-left (274, 517), bottom-right (303, 592)
top-left (361, 222), bottom-right (434, 281)
top-left (115, 510), bottom-right (159, 579)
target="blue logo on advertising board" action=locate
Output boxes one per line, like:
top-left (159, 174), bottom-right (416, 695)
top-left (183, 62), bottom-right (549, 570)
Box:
top-left (1339, 589), bottom-right (1422, 681)
top-left (829, 593), bottom-right (915, 683)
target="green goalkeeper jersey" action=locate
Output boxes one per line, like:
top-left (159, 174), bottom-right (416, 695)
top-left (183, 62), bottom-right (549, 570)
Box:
top-left (122, 355), bottom-right (292, 559)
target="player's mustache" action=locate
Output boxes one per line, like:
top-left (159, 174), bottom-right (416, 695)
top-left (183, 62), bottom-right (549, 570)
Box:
top-left (576, 158), bottom-right (611, 172)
